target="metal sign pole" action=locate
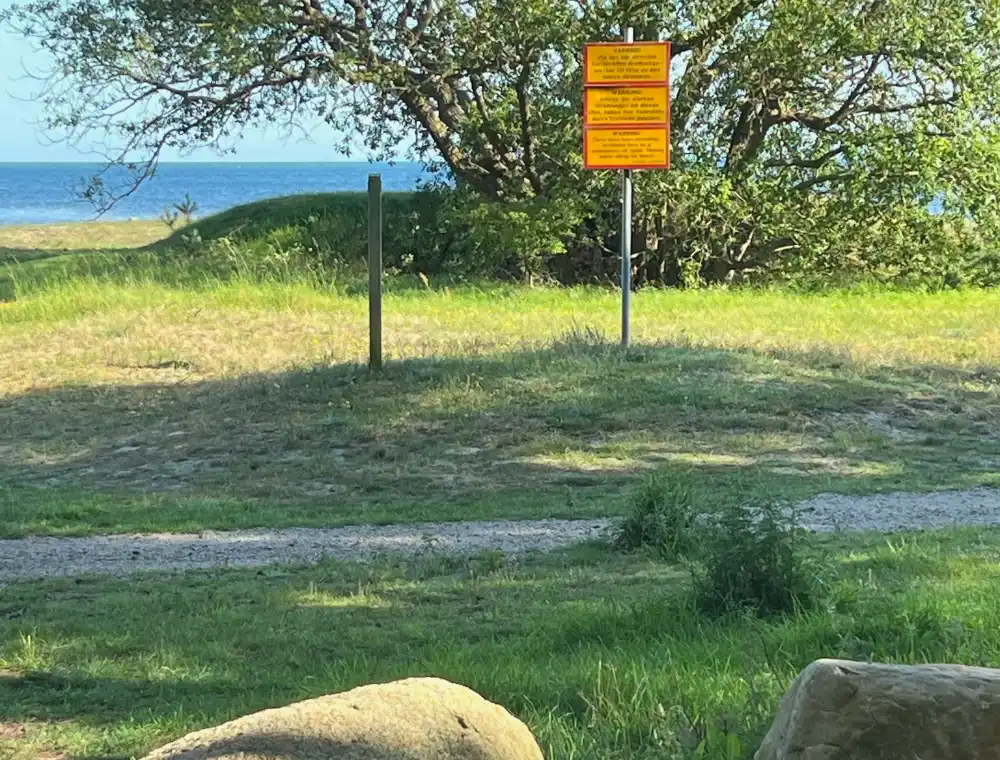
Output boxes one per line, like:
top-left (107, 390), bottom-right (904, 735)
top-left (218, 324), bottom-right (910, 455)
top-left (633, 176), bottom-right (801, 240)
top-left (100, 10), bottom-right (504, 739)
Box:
top-left (583, 31), bottom-right (669, 345)
top-left (621, 26), bottom-right (634, 348)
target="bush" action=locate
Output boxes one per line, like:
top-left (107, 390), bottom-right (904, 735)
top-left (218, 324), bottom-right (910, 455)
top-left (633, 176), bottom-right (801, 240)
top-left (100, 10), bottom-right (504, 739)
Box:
top-left (694, 501), bottom-right (822, 617)
top-left (433, 189), bottom-right (584, 282)
top-left (613, 472), bottom-right (701, 562)
top-left (161, 187), bottom-right (602, 285)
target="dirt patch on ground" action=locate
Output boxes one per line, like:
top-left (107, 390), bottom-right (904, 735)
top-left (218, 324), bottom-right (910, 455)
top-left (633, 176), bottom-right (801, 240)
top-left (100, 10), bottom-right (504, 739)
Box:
top-left (796, 487), bottom-right (1000, 532)
top-left (0, 724), bottom-right (27, 740)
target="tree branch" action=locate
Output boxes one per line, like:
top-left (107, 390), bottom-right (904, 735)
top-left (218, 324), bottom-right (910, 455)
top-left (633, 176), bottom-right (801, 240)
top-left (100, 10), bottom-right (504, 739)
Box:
top-left (793, 171), bottom-right (859, 191)
top-left (672, 0), bottom-right (772, 55)
top-left (516, 61), bottom-right (542, 195)
top-left (764, 145), bottom-right (846, 169)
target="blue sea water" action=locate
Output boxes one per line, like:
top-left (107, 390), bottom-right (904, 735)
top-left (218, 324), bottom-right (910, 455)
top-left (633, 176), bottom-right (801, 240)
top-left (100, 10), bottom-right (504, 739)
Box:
top-left (0, 162), bottom-right (430, 225)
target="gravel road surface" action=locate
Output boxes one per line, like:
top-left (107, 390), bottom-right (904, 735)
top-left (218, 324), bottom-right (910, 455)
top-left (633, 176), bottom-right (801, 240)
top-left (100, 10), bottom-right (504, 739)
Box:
top-left (0, 519), bottom-right (614, 582)
top-left (4, 488), bottom-right (1000, 582)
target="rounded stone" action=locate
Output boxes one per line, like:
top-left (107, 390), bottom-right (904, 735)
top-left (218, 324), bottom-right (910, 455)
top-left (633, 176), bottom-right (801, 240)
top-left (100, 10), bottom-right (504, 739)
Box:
top-left (142, 677), bottom-right (545, 760)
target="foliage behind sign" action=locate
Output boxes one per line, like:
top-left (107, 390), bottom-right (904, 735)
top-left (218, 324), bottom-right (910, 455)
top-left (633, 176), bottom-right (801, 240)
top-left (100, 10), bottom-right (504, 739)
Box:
top-left (4, 0), bottom-right (1000, 286)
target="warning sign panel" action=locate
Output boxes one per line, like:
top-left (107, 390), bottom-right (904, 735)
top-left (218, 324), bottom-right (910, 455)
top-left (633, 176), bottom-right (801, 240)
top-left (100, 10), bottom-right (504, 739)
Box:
top-left (584, 127), bottom-right (670, 170)
top-left (584, 42), bottom-right (670, 87)
top-left (585, 86), bottom-right (669, 127)
top-left (583, 40), bottom-right (671, 171)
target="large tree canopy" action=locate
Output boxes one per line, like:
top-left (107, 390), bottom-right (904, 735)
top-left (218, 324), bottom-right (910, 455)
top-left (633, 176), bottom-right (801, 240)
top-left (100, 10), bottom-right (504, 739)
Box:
top-left (6, 0), bottom-right (1000, 284)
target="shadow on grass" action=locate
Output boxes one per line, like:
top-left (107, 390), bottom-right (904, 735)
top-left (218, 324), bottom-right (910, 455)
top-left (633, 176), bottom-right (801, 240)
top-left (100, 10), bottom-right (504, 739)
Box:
top-left (1, 339), bottom-right (998, 536)
top-left (0, 249), bottom-right (83, 265)
top-left (0, 670), bottom-right (228, 725)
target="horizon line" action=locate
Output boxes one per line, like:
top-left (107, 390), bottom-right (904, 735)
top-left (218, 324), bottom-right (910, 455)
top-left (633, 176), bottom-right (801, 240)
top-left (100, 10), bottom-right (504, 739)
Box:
top-left (0, 159), bottom-right (420, 165)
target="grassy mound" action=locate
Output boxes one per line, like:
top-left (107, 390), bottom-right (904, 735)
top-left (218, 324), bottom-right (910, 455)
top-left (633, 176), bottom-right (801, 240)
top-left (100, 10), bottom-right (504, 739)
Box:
top-left (0, 191), bottom-right (454, 300)
top-left (160, 191), bottom-right (449, 272)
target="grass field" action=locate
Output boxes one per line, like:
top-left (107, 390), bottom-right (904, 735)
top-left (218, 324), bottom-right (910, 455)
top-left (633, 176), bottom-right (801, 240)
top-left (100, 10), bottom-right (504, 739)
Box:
top-left (5, 529), bottom-right (1000, 760)
top-left (2, 208), bottom-right (1000, 760)
top-left (1, 219), bottom-right (1000, 537)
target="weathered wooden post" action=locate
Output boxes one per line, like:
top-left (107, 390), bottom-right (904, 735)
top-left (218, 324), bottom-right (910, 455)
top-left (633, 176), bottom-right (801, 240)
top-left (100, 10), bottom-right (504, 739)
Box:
top-left (368, 174), bottom-right (383, 372)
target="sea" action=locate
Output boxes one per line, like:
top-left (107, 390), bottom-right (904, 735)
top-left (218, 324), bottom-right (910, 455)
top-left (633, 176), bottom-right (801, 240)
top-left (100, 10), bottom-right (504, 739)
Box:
top-left (0, 162), bottom-right (430, 225)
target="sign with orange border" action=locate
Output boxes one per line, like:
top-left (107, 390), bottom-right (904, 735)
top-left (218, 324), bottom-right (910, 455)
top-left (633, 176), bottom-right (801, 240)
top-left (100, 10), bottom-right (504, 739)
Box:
top-left (584, 86), bottom-right (669, 127)
top-left (583, 40), bottom-right (671, 170)
top-left (584, 42), bottom-right (670, 87)
top-left (584, 126), bottom-right (670, 170)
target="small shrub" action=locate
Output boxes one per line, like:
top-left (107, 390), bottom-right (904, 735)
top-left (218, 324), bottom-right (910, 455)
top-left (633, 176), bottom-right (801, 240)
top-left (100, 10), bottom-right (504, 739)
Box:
top-left (614, 472), bottom-right (701, 561)
top-left (550, 325), bottom-right (609, 356)
top-left (160, 205), bottom-right (180, 229)
top-left (175, 193), bottom-right (199, 224)
top-left (429, 189), bottom-right (583, 282)
top-left (161, 194), bottom-right (199, 229)
top-left (694, 501), bottom-right (821, 617)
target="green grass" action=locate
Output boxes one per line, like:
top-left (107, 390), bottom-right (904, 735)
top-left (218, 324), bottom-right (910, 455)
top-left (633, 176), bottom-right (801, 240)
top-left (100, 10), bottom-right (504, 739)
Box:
top-left (0, 220), bottom-right (170, 302)
top-left (2, 277), bottom-right (1000, 536)
top-left (156, 191), bottom-right (431, 251)
top-left (0, 207), bottom-right (998, 537)
top-left (0, 192), bottom-right (444, 306)
top-left (4, 529), bottom-right (1000, 760)
top-left (0, 220), bottom-right (168, 258)
top-left (3, 206), bottom-right (1000, 760)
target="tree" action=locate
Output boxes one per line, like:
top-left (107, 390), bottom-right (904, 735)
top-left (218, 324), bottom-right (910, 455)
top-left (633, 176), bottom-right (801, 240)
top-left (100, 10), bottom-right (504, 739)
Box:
top-left (6, 0), bottom-right (1000, 284)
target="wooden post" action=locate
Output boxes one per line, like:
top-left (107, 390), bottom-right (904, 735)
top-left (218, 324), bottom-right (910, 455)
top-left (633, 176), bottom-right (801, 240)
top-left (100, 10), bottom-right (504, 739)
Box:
top-left (368, 174), bottom-right (383, 372)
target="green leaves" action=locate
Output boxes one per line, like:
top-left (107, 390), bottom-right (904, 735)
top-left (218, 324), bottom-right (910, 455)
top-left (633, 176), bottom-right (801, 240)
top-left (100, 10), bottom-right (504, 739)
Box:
top-left (5, 0), bottom-right (1000, 284)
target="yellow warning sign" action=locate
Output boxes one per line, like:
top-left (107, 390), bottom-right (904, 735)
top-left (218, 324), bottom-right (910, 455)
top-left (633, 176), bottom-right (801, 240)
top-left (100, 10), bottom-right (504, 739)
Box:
top-left (584, 42), bottom-right (670, 86)
top-left (585, 86), bottom-right (669, 127)
top-left (584, 127), bottom-right (670, 170)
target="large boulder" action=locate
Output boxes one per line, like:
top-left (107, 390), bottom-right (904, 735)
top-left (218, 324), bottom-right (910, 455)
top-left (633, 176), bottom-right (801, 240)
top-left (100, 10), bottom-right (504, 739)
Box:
top-left (142, 678), bottom-right (545, 760)
top-left (756, 658), bottom-right (1000, 759)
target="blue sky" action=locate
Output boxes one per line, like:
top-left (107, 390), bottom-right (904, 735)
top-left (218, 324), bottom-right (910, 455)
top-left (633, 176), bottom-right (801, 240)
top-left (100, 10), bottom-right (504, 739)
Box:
top-left (0, 1), bottom-right (354, 162)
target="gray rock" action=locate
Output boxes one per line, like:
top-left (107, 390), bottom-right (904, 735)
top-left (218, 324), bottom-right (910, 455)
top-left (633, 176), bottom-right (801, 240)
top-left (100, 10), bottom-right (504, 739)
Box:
top-left (756, 659), bottom-right (1000, 759)
top-left (143, 677), bottom-right (545, 760)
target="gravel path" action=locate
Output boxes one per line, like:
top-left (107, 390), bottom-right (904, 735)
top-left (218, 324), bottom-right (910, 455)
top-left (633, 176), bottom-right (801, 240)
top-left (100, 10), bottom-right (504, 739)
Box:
top-left (797, 487), bottom-right (1000, 533)
top-left (4, 488), bottom-right (1000, 582)
top-left (0, 519), bottom-right (615, 582)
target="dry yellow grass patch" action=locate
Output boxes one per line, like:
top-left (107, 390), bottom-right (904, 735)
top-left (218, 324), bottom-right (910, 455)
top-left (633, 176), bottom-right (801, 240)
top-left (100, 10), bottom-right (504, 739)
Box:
top-left (0, 220), bottom-right (169, 255)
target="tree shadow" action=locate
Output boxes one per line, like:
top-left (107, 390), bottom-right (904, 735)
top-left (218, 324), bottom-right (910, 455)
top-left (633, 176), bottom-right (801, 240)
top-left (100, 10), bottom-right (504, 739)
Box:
top-left (0, 548), bottom-right (677, 752)
top-left (0, 670), bottom-right (229, 726)
top-left (0, 249), bottom-right (80, 265)
top-left (2, 340), bottom-right (998, 536)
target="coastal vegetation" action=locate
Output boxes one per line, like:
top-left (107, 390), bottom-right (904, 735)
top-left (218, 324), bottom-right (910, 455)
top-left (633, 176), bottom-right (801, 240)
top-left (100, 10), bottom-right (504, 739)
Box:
top-left (4, 0), bottom-right (1000, 287)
